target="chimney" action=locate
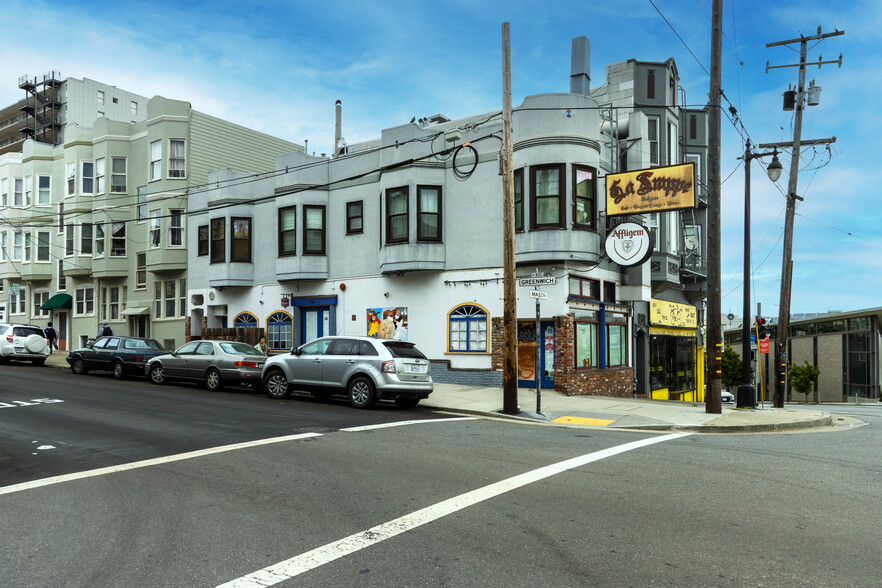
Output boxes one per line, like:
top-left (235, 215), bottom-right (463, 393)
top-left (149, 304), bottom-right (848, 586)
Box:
top-left (570, 37), bottom-right (591, 95)
top-left (334, 99), bottom-right (342, 157)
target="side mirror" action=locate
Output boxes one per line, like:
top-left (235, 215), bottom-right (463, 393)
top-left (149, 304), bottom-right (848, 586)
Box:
top-left (291, 347), bottom-right (301, 356)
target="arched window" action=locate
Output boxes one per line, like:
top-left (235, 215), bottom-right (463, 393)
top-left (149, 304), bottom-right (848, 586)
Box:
top-left (448, 304), bottom-right (488, 352)
top-left (234, 312), bottom-right (258, 328)
top-left (267, 311), bottom-right (293, 351)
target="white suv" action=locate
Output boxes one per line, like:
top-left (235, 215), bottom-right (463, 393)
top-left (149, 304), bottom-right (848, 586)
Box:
top-left (0, 323), bottom-right (51, 366)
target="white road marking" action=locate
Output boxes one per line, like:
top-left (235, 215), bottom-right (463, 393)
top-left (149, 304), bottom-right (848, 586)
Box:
top-left (0, 432), bottom-right (323, 496)
top-left (218, 432), bottom-right (693, 587)
top-left (341, 417), bottom-right (477, 432)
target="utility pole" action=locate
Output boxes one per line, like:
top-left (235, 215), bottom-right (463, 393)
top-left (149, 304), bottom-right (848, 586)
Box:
top-left (765, 27), bottom-right (844, 408)
top-left (705, 0), bottom-right (723, 414)
top-left (501, 22), bottom-right (519, 415)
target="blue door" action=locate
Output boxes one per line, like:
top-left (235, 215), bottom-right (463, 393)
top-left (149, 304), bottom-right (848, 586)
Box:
top-left (302, 306), bottom-right (330, 342)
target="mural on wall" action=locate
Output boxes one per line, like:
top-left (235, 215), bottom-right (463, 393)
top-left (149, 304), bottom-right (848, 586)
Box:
top-left (367, 307), bottom-right (408, 341)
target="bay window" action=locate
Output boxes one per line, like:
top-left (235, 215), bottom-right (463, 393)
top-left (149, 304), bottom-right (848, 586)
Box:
top-left (385, 186), bottom-right (408, 244)
top-left (530, 164), bottom-right (564, 228)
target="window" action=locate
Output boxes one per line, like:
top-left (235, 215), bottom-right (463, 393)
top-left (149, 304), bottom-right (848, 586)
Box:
top-left (112, 97), bottom-right (118, 104)
top-left (1, 232), bottom-right (7, 261)
top-left (111, 222), bottom-right (126, 256)
top-left (346, 201), bottom-right (363, 234)
top-left (448, 305), bottom-right (488, 352)
top-left (130, 101), bottom-right (138, 116)
top-left (14, 177), bottom-right (23, 206)
top-left (230, 217), bottom-right (251, 262)
top-left (38, 176), bottom-right (50, 205)
top-left (95, 158), bottom-right (105, 194)
top-left (606, 311), bottom-right (628, 367)
top-left (65, 225), bottom-right (74, 256)
top-left (197, 225), bottom-right (209, 256)
top-left (169, 209), bottom-right (183, 246)
top-left (665, 211), bottom-right (678, 252)
top-left (109, 286), bottom-right (120, 320)
top-left (11, 286), bottom-right (26, 315)
top-left (235, 313), bottom-right (258, 328)
top-left (647, 68), bottom-right (656, 100)
top-left (94, 225), bottom-right (105, 258)
top-left (58, 259), bottom-right (65, 291)
top-left (689, 114), bottom-right (697, 140)
top-left (24, 176), bottom-right (32, 205)
top-left (668, 122), bottom-right (677, 165)
top-left (417, 185), bottom-right (441, 241)
top-left (37, 231), bottom-right (50, 261)
top-left (97, 90), bottom-right (105, 105)
top-left (514, 168), bottom-right (524, 231)
top-left (210, 218), bottom-right (225, 263)
top-left (67, 162), bottom-right (75, 195)
top-left (150, 140), bottom-right (161, 180)
top-left (385, 186), bottom-right (408, 244)
top-left (530, 164), bottom-right (564, 228)
top-left (82, 161), bottom-right (94, 194)
top-left (575, 310), bottom-right (599, 368)
top-left (278, 207), bottom-right (296, 256)
top-left (138, 187), bottom-right (147, 221)
top-left (169, 140), bottom-right (185, 178)
top-left (569, 275), bottom-right (600, 300)
top-left (267, 312), bottom-right (293, 351)
top-left (648, 117), bottom-right (659, 166)
top-left (303, 206), bottom-right (325, 255)
top-left (111, 157), bottom-right (126, 193)
top-left (149, 210), bottom-right (161, 247)
top-left (165, 280), bottom-right (176, 317)
top-left (58, 203), bottom-right (64, 233)
top-left (179, 278), bottom-right (186, 317)
top-left (603, 281), bottom-right (616, 303)
top-left (13, 232), bottom-right (22, 261)
top-left (1, 178), bottom-right (7, 206)
top-left (154, 283), bottom-right (162, 318)
top-left (80, 223), bottom-right (93, 255)
top-left (648, 214), bottom-right (659, 249)
top-left (75, 287), bottom-right (94, 315)
top-left (573, 165), bottom-right (595, 229)
top-left (136, 253), bottom-right (146, 289)
top-left (24, 231), bottom-right (31, 262)
top-left (33, 291), bottom-right (49, 318)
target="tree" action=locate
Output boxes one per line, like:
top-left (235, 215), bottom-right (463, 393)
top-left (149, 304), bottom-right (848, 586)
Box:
top-left (789, 361), bottom-right (820, 403)
top-left (720, 346), bottom-right (743, 392)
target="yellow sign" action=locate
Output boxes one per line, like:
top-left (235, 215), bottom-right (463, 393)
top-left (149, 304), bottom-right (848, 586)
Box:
top-left (606, 163), bottom-right (695, 216)
top-left (650, 299), bottom-right (697, 328)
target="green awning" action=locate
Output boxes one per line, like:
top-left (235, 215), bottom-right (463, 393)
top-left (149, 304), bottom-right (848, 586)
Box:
top-left (41, 293), bottom-right (72, 310)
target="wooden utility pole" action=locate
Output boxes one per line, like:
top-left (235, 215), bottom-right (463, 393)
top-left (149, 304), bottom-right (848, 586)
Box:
top-left (705, 0), bottom-right (723, 414)
top-left (501, 22), bottom-right (518, 414)
top-left (765, 27), bottom-right (844, 408)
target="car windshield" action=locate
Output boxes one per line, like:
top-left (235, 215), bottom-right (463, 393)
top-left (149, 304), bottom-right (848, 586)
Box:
top-left (124, 339), bottom-right (163, 350)
top-left (382, 341), bottom-right (426, 359)
top-left (220, 342), bottom-right (264, 356)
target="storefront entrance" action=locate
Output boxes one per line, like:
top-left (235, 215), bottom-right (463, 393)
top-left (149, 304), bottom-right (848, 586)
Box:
top-left (517, 320), bottom-right (555, 389)
top-left (302, 306), bottom-right (330, 342)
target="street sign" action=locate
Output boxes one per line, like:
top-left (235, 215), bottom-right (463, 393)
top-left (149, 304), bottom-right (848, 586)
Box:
top-left (529, 290), bottom-right (547, 300)
top-left (760, 337), bottom-right (770, 354)
top-left (281, 297), bottom-right (290, 308)
top-left (519, 277), bottom-right (555, 286)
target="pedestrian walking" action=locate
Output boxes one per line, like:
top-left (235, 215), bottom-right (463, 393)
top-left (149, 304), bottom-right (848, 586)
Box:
top-left (44, 322), bottom-right (58, 353)
top-left (254, 336), bottom-right (268, 355)
top-left (97, 322), bottom-right (114, 338)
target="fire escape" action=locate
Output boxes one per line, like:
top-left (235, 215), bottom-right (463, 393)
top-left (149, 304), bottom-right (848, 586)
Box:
top-left (18, 71), bottom-right (63, 146)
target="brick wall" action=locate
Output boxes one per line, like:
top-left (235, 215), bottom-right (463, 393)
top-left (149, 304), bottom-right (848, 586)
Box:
top-left (431, 360), bottom-right (503, 387)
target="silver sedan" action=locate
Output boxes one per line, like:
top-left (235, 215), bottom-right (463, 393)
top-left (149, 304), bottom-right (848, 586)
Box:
top-left (146, 340), bottom-right (266, 391)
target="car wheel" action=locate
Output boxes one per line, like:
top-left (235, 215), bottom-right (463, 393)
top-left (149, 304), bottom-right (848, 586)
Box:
top-left (149, 364), bottom-right (166, 385)
top-left (71, 357), bottom-right (89, 374)
top-left (348, 376), bottom-right (376, 409)
top-left (263, 369), bottom-right (291, 399)
top-left (205, 368), bottom-right (224, 392)
top-left (395, 397), bottom-right (420, 409)
top-left (112, 360), bottom-right (126, 380)
top-left (32, 358), bottom-right (46, 367)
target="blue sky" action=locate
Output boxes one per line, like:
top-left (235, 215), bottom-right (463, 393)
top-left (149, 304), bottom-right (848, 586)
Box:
top-left (1, 0), bottom-right (877, 317)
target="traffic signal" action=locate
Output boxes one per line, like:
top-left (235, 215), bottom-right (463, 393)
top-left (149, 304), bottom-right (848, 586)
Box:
top-left (756, 317), bottom-right (767, 339)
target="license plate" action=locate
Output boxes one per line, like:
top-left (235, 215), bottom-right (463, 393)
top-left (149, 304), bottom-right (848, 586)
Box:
top-left (14, 347), bottom-right (24, 352)
top-left (409, 364), bottom-right (422, 373)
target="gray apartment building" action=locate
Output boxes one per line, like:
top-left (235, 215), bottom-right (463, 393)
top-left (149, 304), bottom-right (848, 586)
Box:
top-left (0, 86), bottom-right (300, 351)
top-left (187, 37), bottom-right (710, 400)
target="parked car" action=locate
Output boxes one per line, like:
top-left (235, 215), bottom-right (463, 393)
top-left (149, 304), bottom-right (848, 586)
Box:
top-left (0, 323), bottom-right (50, 366)
top-left (262, 335), bottom-right (433, 408)
top-left (66, 336), bottom-right (167, 379)
top-left (146, 340), bottom-right (266, 391)
top-left (721, 389), bottom-right (735, 403)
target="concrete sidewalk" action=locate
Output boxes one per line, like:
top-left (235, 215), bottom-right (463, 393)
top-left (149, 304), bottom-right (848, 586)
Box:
top-left (40, 351), bottom-right (835, 433)
top-left (423, 383), bottom-right (837, 433)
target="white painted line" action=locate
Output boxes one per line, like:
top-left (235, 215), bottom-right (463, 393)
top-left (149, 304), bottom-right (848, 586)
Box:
top-left (218, 432), bottom-right (692, 587)
top-left (0, 433), bottom-right (323, 496)
top-left (341, 417), bottom-right (477, 432)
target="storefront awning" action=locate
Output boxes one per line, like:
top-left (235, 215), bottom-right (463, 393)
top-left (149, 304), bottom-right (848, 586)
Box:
top-left (40, 293), bottom-right (72, 310)
top-left (121, 306), bottom-right (150, 316)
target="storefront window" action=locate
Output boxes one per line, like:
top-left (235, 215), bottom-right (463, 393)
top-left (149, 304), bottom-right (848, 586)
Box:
top-left (606, 311), bottom-right (627, 367)
top-left (574, 310), bottom-right (599, 368)
top-left (649, 335), bottom-right (695, 392)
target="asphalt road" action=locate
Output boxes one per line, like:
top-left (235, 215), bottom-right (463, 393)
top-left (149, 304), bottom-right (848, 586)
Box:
top-left (2, 364), bottom-right (880, 587)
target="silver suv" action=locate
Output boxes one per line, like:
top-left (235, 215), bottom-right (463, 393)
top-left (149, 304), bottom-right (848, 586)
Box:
top-left (0, 323), bottom-right (51, 366)
top-left (262, 336), bottom-right (433, 408)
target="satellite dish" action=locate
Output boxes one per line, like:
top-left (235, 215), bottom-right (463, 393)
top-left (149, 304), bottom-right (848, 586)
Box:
top-left (684, 236), bottom-right (699, 251)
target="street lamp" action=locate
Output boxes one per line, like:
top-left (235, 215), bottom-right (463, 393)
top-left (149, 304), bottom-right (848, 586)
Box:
top-left (739, 141), bottom-right (782, 408)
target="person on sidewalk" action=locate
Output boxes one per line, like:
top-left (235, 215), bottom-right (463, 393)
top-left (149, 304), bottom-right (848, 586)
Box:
top-left (254, 336), bottom-right (268, 355)
top-left (97, 322), bottom-right (114, 338)
top-left (44, 322), bottom-right (58, 354)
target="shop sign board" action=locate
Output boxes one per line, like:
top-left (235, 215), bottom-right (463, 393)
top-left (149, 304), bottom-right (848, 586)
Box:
top-left (605, 222), bottom-right (653, 267)
top-left (606, 162), bottom-right (695, 216)
top-left (650, 299), bottom-right (697, 329)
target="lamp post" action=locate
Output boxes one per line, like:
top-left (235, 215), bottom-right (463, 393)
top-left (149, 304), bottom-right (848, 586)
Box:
top-left (738, 140), bottom-right (782, 408)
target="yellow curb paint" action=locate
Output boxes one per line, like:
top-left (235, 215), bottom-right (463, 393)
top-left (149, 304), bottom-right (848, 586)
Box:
top-left (552, 416), bottom-right (615, 426)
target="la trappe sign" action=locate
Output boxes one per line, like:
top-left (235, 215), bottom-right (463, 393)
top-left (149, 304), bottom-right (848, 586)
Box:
top-left (605, 162), bottom-right (696, 216)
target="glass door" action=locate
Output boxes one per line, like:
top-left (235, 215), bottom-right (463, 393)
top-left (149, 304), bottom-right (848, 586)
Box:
top-left (302, 306), bottom-right (330, 342)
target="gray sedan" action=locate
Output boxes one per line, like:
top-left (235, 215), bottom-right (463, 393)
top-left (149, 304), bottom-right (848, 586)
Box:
top-left (146, 340), bottom-right (266, 391)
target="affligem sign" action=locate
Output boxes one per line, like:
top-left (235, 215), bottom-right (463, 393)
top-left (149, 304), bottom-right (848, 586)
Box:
top-left (605, 222), bottom-right (653, 267)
